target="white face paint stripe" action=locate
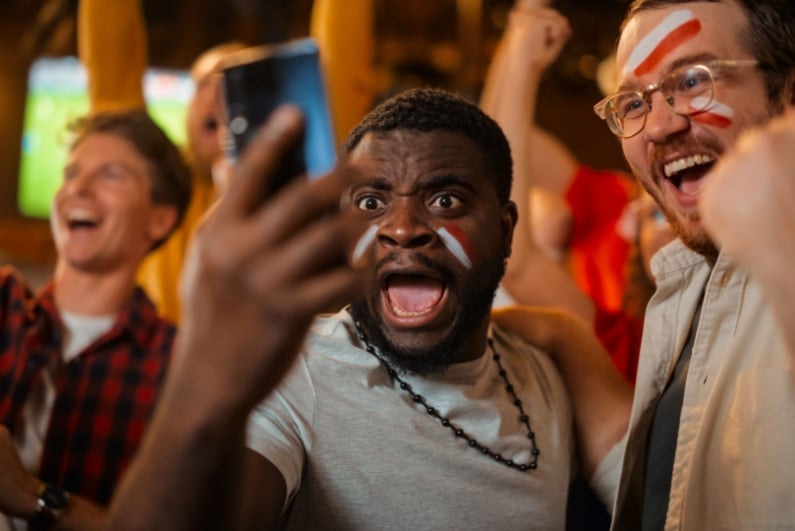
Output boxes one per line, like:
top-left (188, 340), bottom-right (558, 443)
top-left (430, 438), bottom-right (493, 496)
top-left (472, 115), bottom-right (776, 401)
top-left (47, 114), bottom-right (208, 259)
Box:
top-left (623, 9), bottom-right (694, 76)
top-left (690, 96), bottom-right (735, 118)
top-left (351, 224), bottom-right (378, 265)
top-left (437, 227), bottom-right (473, 269)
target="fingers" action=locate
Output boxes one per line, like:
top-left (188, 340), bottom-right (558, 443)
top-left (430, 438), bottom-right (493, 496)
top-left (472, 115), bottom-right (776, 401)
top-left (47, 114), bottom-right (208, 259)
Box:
top-left (218, 105), bottom-right (306, 220)
top-left (246, 207), bottom-right (369, 305)
top-left (250, 162), bottom-right (363, 247)
top-left (507, 6), bottom-right (571, 67)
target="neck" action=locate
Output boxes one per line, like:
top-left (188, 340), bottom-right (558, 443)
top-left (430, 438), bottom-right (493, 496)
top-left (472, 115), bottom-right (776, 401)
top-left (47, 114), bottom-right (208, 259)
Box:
top-left (53, 260), bottom-right (137, 316)
top-left (453, 319), bottom-right (492, 364)
top-left (349, 305), bottom-right (492, 374)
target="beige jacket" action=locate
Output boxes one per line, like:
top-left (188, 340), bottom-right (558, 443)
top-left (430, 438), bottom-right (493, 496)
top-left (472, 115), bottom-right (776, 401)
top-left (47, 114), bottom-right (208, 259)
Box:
top-left (612, 239), bottom-right (795, 531)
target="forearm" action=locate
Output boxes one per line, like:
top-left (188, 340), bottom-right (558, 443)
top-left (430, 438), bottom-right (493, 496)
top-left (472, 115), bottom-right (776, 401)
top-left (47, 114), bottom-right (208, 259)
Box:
top-left (108, 339), bottom-right (252, 531)
top-left (0, 425), bottom-right (106, 531)
top-left (502, 247), bottom-right (595, 323)
top-left (492, 306), bottom-right (631, 477)
top-left (78, 0), bottom-right (147, 112)
top-left (4, 481), bottom-right (107, 531)
top-left (480, 20), bottom-right (541, 200)
top-left (55, 497), bottom-right (107, 531)
top-left (548, 312), bottom-right (632, 478)
top-left (310, 0), bottom-right (375, 145)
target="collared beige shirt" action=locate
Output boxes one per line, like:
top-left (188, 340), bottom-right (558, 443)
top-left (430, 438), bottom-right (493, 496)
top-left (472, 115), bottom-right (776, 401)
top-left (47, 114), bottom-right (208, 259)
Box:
top-left (612, 239), bottom-right (795, 531)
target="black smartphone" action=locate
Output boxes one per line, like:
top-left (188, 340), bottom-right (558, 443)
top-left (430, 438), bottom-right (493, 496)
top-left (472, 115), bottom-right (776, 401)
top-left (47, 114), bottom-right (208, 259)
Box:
top-left (220, 38), bottom-right (336, 196)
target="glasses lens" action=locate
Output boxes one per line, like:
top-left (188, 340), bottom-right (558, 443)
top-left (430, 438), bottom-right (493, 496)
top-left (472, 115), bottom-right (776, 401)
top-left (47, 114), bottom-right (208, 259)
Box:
top-left (609, 92), bottom-right (647, 137)
top-left (664, 65), bottom-right (713, 115)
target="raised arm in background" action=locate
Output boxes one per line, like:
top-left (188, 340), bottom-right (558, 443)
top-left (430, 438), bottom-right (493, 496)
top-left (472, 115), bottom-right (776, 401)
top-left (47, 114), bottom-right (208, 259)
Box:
top-left (310, 0), bottom-right (375, 145)
top-left (492, 307), bottom-right (631, 481)
top-left (480, 1), bottom-right (595, 323)
top-left (483, 2), bottom-right (632, 495)
top-left (78, 0), bottom-right (147, 113)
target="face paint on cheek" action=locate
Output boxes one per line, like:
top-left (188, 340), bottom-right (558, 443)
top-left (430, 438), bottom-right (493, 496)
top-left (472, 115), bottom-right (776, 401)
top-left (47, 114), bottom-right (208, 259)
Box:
top-left (437, 225), bottom-right (475, 269)
top-left (351, 224), bottom-right (378, 267)
top-left (688, 97), bottom-right (735, 128)
top-left (624, 10), bottom-right (701, 77)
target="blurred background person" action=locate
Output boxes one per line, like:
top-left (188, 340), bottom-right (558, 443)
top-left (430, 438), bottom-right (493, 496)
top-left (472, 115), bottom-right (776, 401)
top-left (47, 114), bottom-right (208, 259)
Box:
top-left (481, 0), bottom-right (674, 384)
top-left (0, 109), bottom-right (191, 530)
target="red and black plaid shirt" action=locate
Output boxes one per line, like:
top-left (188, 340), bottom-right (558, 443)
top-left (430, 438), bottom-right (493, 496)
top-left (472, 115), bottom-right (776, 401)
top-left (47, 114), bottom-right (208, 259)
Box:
top-left (0, 266), bottom-right (175, 505)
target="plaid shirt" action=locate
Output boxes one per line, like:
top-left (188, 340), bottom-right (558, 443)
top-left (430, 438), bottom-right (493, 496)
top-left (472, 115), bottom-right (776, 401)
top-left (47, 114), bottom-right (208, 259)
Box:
top-left (0, 266), bottom-right (175, 505)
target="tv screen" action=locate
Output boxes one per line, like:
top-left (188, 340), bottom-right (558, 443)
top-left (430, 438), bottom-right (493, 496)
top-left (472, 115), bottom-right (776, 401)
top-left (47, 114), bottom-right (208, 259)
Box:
top-left (18, 56), bottom-right (194, 218)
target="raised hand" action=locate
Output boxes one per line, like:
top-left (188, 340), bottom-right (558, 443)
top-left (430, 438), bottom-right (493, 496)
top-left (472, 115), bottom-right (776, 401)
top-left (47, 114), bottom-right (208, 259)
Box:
top-left (700, 108), bottom-right (795, 358)
top-left (506, 2), bottom-right (571, 75)
top-left (699, 108), bottom-right (795, 273)
top-left (173, 105), bottom-right (368, 414)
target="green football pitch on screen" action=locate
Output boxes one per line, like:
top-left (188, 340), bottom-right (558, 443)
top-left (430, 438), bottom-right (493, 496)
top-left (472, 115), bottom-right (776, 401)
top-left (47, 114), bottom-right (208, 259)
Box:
top-left (18, 56), bottom-right (193, 218)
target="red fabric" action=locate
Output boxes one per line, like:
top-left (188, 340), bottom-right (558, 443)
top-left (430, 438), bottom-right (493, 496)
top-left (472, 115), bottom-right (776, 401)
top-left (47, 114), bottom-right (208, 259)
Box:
top-left (0, 266), bottom-right (174, 504)
top-left (594, 308), bottom-right (643, 385)
top-left (565, 165), bottom-right (634, 314)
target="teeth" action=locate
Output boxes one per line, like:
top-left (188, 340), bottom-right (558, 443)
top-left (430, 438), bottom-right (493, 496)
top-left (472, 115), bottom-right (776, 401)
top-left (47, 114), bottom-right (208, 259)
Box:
top-left (664, 154), bottom-right (715, 178)
top-left (389, 302), bottom-right (433, 318)
top-left (66, 208), bottom-right (98, 224)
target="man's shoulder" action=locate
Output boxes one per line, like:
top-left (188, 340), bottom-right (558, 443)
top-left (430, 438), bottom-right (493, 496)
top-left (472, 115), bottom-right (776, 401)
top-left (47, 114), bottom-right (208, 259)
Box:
top-left (303, 310), bottom-right (362, 358)
top-left (0, 265), bottom-right (29, 288)
top-left (491, 323), bottom-right (561, 379)
top-left (0, 265), bottom-right (38, 306)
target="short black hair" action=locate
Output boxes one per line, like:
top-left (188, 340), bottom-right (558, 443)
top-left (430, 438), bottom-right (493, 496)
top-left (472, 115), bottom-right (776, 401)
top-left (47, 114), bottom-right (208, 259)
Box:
top-left (68, 109), bottom-right (192, 251)
top-left (622, 0), bottom-right (795, 107)
top-left (343, 88), bottom-right (513, 205)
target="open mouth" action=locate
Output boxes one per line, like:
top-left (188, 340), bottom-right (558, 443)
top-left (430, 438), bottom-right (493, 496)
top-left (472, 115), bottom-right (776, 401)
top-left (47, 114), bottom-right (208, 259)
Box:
top-left (66, 209), bottom-right (100, 231)
top-left (382, 273), bottom-right (448, 323)
top-left (662, 153), bottom-right (716, 196)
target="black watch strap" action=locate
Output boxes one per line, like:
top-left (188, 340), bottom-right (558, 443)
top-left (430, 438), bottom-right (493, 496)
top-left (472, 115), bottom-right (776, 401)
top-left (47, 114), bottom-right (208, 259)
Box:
top-left (28, 483), bottom-right (69, 531)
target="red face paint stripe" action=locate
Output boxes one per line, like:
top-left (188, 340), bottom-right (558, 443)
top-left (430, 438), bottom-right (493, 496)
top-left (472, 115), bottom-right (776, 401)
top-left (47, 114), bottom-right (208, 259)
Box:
top-left (634, 19), bottom-right (702, 76)
top-left (443, 224), bottom-right (477, 262)
top-left (691, 112), bottom-right (732, 128)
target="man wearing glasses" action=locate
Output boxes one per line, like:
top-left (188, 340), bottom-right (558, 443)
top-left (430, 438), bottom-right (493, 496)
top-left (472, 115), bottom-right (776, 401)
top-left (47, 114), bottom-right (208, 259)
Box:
top-left (596, 1), bottom-right (795, 529)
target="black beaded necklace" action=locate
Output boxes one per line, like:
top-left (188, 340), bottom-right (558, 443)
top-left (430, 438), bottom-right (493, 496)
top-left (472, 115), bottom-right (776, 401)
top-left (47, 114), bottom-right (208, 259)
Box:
top-left (353, 320), bottom-right (540, 472)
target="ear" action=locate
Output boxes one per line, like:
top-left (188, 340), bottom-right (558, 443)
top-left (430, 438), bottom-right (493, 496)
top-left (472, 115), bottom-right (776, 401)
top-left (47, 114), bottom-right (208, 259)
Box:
top-left (501, 200), bottom-right (519, 259)
top-left (147, 204), bottom-right (179, 245)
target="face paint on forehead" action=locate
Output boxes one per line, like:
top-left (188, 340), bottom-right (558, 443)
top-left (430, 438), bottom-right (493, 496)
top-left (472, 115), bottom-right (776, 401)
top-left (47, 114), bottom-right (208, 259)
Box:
top-left (437, 225), bottom-right (474, 269)
top-left (689, 96), bottom-right (735, 128)
top-left (624, 10), bottom-right (702, 77)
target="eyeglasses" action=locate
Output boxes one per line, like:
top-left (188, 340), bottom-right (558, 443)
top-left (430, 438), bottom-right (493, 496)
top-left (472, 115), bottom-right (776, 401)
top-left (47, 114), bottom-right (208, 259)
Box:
top-left (593, 59), bottom-right (758, 138)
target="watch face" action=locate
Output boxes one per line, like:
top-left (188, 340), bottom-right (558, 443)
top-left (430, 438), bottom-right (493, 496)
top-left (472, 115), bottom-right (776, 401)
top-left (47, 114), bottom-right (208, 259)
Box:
top-left (40, 484), bottom-right (69, 510)
top-left (30, 484), bottom-right (70, 531)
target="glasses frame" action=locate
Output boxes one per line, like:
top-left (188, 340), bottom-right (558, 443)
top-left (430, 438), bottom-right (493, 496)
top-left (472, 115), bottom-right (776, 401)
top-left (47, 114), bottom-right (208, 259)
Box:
top-left (594, 59), bottom-right (758, 138)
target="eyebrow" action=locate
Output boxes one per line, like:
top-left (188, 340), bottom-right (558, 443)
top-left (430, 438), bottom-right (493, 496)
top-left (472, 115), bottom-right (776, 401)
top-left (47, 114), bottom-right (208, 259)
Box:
top-left (616, 52), bottom-right (720, 92)
top-left (420, 173), bottom-right (477, 194)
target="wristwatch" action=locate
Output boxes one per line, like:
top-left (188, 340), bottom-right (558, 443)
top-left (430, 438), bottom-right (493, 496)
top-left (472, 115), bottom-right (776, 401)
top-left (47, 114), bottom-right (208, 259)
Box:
top-left (28, 483), bottom-right (70, 531)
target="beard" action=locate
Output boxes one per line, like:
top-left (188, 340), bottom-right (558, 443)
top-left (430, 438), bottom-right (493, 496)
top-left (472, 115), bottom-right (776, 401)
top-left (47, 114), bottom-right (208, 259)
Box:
top-left (349, 249), bottom-right (507, 375)
top-left (658, 202), bottom-right (720, 262)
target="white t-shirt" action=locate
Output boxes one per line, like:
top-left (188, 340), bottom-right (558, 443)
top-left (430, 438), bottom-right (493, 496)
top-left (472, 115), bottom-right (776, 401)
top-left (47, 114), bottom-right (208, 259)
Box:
top-left (247, 310), bottom-right (574, 530)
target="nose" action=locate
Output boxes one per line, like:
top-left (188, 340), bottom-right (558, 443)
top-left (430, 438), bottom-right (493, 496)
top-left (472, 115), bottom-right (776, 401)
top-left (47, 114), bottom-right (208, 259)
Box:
top-left (642, 92), bottom-right (690, 143)
top-left (377, 198), bottom-right (436, 249)
top-left (60, 170), bottom-right (95, 197)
